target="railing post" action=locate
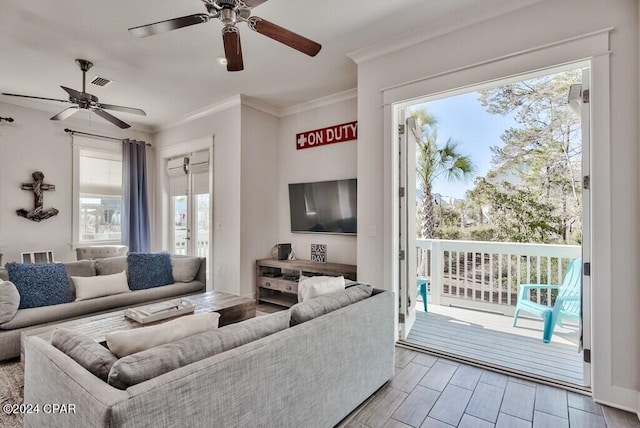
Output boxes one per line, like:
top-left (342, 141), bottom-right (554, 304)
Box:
top-left (431, 240), bottom-right (442, 306)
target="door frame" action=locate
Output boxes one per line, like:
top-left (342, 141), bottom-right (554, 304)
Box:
top-left (156, 136), bottom-right (214, 287)
top-left (379, 28), bottom-right (624, 407)
top-left (388, 61), bottom-right (593, 387)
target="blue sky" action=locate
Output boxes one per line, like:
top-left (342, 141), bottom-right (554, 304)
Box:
top-left (411, 91), bottom-right (517, 199)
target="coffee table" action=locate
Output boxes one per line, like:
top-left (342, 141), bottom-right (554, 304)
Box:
top-left (20, 291), bottom-right (255, 362)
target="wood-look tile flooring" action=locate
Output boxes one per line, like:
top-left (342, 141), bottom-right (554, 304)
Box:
top-left (406, 305), bottom-right (583, 385)
top-left (339, 347), bottom-right (639, 428)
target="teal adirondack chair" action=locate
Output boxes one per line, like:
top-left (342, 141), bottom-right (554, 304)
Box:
top-left (417, 277), bottom-right (428, 312)
top-left (512, 258), bottom-right (582, 343)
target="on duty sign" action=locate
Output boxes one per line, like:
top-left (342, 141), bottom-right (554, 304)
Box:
top-left (296, 121), bottom-right (357, 150)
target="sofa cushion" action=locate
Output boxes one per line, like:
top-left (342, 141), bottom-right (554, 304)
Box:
top-left (64, 259), bottom-right (97, 278)
top-left (63, 259), bottom-right (96, 296)
top-left (95, 256), bottom-right (127, 276)
top-left (127, 252), bottom-right (173, 290)
top-left (108, 310), bottom-right (291, 389)
top-left (76, 245), bottom-right (128, 260)
top-left (0, 268), bottom-right (8, 281)
top-left (6, 262), bottom-right (73, 309)
top-left (51, 328), bottom-right (118, 381)
top-left (298, 275), bottom-right (345, 302)
top-left (72, 271), bottom-right (130, 301)
top-left (170, 256), bottom-right (201, 283)
top-left (290, 283), bottom-right (373, 326)
top-left (106, 312), bottom-right (220, 358)
top-left (0, 281), bottom-right (20, 324)
top-left (1, 280), bottom-right (204, 330)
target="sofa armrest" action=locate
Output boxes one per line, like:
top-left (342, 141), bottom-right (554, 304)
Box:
top-left (24, 336), bottom-right (128, 427)
top-left (195, 257), bottom-right (206, 286)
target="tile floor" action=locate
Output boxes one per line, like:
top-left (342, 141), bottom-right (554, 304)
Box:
top-left (340, 347), bottom-right (638, 428)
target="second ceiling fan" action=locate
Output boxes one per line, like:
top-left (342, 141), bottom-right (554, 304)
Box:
top-left (129, 0), bottom-right (321, 72)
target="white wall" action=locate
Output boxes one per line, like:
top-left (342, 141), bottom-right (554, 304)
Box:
top-left (153, 103), bottom-right (242, 295)
top-left (153, 97), bottom-right (357, 296)
top-left (278, 97), bottom-right (358, 265)
top-left (0, 102), bottom-right (152, 263)
top-left (355, 0), bottom-right (639, 411)
top-left (240, 104), bottom-right (279, 297)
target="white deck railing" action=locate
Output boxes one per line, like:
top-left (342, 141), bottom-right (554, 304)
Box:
top-left (417, 239), bottom-right (581, 316)
top-left (174, 240), bottom-right (209, 259)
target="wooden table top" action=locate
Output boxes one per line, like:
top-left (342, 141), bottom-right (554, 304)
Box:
top-left (20, 291), bottom-right (255, 360)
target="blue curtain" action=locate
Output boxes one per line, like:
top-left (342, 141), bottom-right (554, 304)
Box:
top-left (122, 140), bottom-right (150, 252)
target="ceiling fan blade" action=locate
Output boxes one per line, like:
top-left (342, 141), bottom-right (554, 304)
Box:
top-left (129, 14), bottom-right (210, 37)
top-left (92, 108), bottom-right (131, 129)
top-left (1, 93), bottom-right (71, 103)
top-left (60, 86), bottom-right (84, 99)
top-left (222, 27), bottom-right (244, 72)
top-left (248, 17), bottom-right (321, 57)
top-left (50, 107), bottom-right (79, 121)
top-left (242, 0), bottom-right (269, 7)
top-left (97, 103), bottom-right (147, 116)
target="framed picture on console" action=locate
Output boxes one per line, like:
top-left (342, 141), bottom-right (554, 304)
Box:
top-left (310, 244), bottom-right (327, 263)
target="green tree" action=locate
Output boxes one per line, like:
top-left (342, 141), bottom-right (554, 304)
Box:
top-left (467, 177), bottom-right (562, 243)
top-left (478, 70), bottom-right (582, 242)
top-left (411, 108), bottom-right (476, 238)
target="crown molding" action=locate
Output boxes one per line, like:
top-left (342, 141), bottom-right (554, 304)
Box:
top-left (348, 0), bottom-right (544, 65)
top-left (155, 95), bottom-right (242, 133)
top-left (279, 88), bottom-right (357, 118)
top-left (239, 95), bottom-right (283, 117)
top-left (153, 87), bottom-right (358, 132)
top-left (127, 123), bottom-right (155, 134)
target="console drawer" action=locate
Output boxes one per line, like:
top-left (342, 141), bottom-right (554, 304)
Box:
top-left (258, 277), bottom-right (298, 294)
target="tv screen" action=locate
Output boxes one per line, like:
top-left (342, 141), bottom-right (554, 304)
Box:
top-left (288, 179), bottom-right (357, 235)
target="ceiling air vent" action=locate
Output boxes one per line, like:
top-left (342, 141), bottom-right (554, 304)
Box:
top-left (90, 76), bottom-right (113, 87)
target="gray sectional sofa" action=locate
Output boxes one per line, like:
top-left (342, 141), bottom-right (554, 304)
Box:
top-left (23, 287), bottom-right (395, 428)
top-left (0, 255), bottom-right (206, 361)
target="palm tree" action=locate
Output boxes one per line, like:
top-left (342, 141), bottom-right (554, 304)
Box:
top-left (412, 108), bottom-right (476, 238)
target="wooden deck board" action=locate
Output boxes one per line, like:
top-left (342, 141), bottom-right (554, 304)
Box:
top-left (406, 305), bottom-right (584, 386)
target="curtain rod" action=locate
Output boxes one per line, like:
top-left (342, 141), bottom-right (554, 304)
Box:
top-left (64, 128), bottom-right (152, 147)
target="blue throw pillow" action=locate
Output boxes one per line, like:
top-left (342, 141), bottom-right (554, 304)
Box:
top-left (6, 263), bottom-right (74, 309)
top-left (127, 252), bottom-right (174, 290)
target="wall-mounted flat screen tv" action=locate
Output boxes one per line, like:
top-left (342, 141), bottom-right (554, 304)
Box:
top-left (288, 179), bottom-right (357, 235)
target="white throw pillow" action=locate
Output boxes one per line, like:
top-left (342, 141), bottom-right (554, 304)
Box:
top-left (0, 281), bottom-right (20, 324)
top-left (106, 312), bottom-right (220, 357)
top-left (72, 271), bottom-right (130, 301)
top-left (298, 275), bottom-right (345, 302)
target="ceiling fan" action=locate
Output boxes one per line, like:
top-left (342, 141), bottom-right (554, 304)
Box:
top-left (1, 59), bottom-right (146, 129)
top-left (129, 0), bottom-right (321, 72)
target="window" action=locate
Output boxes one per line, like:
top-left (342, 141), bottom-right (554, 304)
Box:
top-left (72, 137), bottom-right (123, 245)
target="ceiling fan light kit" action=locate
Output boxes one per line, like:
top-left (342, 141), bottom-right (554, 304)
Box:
top-left (1, 59), bottom-right (146, 129)
top-left (128, 0), bottom-right (322, 72)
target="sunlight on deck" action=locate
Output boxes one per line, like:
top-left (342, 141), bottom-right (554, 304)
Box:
top-left (407, 303), bottom-right (584, 386)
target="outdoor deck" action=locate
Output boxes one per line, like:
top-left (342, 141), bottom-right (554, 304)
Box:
top-left (405, 303), bottom-right (584, 386)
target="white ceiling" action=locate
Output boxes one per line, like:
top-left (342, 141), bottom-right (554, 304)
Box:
top-left (0, 0), bottom-right (509, 131)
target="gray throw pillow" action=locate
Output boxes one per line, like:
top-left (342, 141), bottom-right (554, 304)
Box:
top-left (108, 310), bottom-right (291, 389)
top-left (170, 256), bottom-right (201, 283)
top-left (95, 256), bottom-right (128, 276)
top-left (63, 260), bottom-right (96, 295)
top-left (0, 281), bottom-right (20, 324)
top-left (289, 283), bottom-right (373, 325)
top-left (51, 328), bottom-right (118, 381)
